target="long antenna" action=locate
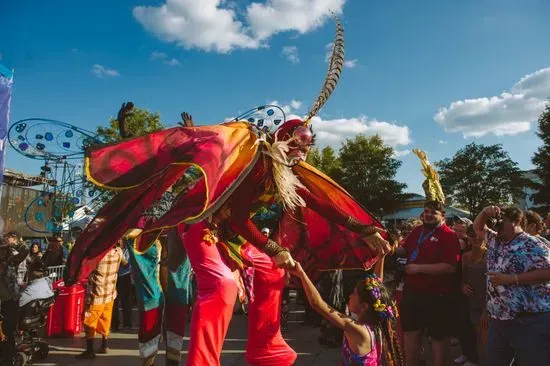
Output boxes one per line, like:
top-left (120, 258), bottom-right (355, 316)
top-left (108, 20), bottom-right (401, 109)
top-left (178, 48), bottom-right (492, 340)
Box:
top-left (305, 17), bottom-right (345, 125)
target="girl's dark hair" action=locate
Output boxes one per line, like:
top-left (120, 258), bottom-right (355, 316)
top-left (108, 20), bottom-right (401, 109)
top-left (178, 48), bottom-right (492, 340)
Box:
top-left (356, 277), bottom-right (404, 366)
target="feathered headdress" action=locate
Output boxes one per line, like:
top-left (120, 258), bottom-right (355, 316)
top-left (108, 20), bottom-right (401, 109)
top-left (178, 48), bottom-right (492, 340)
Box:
top-left (304, 17), bottom-right (345, 125)
top-left (236, 18), bottom-right (344, 133)
top-left (413, 149), bottom-right (445, 204)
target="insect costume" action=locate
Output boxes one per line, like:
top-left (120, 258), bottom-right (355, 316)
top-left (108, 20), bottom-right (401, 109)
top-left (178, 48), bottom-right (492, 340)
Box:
top-left (65, 19), bottom-right (389, 366)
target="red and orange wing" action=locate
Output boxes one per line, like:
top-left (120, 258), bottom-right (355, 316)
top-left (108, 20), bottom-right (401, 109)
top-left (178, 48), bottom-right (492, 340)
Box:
top-left (276, 162), bottom-right (385, 278)
top-left (65, 122), bottom-right (259, 284)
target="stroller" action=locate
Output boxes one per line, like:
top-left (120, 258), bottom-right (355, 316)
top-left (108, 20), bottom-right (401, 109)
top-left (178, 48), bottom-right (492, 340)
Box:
top-left (13, 261), bottom-right (57, 366)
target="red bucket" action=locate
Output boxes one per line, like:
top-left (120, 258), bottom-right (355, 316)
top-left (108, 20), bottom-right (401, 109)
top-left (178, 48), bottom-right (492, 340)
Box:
top-left (46, 280), bottom-right (86, 337)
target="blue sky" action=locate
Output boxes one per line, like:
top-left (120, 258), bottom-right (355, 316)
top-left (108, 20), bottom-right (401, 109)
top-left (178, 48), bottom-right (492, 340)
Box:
top-left (2, 0), bottom-right (550, 195)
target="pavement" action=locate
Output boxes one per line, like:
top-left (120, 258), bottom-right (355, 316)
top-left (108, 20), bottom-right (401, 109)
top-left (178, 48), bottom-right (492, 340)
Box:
top-left (33, 303), bottom-right (464, 366)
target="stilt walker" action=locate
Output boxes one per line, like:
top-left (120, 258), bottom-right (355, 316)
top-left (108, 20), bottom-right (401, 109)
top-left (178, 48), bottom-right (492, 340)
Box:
top-left (65, 18), bottom-right (391, 366)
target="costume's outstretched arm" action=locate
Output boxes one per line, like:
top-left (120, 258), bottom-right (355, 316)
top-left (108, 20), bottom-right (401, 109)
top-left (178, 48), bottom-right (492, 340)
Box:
top-left (229, 214), bottom-right (288, 257)
top-left (297, 187), bottom-right (390, 255)
top-left (297, 188), bottom-right (377, 235)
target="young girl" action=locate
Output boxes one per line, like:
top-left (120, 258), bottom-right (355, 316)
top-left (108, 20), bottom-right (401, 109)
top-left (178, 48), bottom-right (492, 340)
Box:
top-left (290, 259), bottom-right (403, 366)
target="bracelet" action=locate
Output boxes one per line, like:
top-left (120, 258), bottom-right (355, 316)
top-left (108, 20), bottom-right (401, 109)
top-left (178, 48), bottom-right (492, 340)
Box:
top-left (344, 216), bottom-right (377, 237)
top-left (514, 274), bottom-right (519, 285)
top-left (262, 239), bottom-right (288, 257)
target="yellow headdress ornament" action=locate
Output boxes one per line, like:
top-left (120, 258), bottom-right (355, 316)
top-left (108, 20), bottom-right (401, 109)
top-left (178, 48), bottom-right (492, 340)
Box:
top-left (413, 149), bottom-right (445, 204)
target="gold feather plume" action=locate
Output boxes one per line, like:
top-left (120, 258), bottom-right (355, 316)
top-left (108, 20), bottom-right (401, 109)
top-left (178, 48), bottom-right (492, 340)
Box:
top-left (413, 149), bottom-right (445, 204)
top-left (305, 18), bottom-right (345, 125)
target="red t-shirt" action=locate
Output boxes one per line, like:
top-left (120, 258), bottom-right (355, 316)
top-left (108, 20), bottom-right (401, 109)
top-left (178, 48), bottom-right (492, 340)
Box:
top-left (403, 223), bottom-right (461, 293)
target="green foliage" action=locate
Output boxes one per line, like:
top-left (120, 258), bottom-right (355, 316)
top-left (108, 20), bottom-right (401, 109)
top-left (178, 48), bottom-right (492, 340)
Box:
top-left (307, 146), bottom-right (342, 178)
top-left (337, 135), bottom-right (407, 214)
top-left (531, 104), bottom-right (550, 208)
top-left (437, 142), bottom-right (527, 216)
top-left (95, 107), bottom-right (164, 143)
top-left (306, 147), bottom-right (322, 167)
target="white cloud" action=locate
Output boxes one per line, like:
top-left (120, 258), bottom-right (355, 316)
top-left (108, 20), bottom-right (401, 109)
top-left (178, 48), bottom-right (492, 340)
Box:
top-left (150, 51), bottom-right (167, 60)
top-left (308, 115), bottom-right (412, 151)
top-left (268, 100), bottom-right (297, 114)
top-left (344, 59), bottom-right (358, 68)
top-left (438, 140), bottom-right (448, 144)
top-left (265, 100), bottom-right (411, 151)
top-left (393, 149), bottom-right (411, 157)
top-left (281, 46), bottom-right (299, 64)
top-left (133, 0), bottom-right (346, 53)
top-left (434, 67), bottom-right (550, 137)
top-left (150, 51), bottom-right (181, 66)
top-left (290, 99), bottom-right (302, 110)
top-left (91, 64), bottom-right (120, 78)
top-left (247, 0), bottom-right (346, 40)
top-left (133, 0), bottom-right (259, 53)
top-left (164, 58), bottom-right (181, 66)
top-left (325, 42), bottom-right (357, 68)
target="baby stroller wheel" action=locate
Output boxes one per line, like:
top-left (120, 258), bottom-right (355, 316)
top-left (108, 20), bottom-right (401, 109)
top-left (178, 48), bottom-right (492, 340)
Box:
top-left (36, 342), bottom-right (49, 360)
top-left (14, 352), bottom-right (28, 366)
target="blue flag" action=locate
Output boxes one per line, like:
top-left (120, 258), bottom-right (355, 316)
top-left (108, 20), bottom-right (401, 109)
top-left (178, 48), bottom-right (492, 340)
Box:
top-left (0, 64), bottom-right (13, 186)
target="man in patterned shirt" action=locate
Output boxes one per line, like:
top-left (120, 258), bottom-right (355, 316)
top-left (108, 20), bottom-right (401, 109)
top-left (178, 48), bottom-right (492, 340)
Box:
top-left (473, 205), bottom-right (550, 366)
top-left (76, 243), bottom-right (127, 359)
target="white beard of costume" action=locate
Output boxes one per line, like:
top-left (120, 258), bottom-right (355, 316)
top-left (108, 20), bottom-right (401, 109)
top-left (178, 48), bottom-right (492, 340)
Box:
top-left (261, 136), bottom-right (307, 212)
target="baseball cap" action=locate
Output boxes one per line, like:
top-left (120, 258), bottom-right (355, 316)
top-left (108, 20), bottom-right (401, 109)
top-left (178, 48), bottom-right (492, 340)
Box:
top-left (452, 215), bottom-right (472, 225)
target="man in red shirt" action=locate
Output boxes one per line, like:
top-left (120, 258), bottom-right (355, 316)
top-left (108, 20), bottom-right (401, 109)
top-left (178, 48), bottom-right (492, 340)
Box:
top-left (397, 200), bottom-right (461, 366)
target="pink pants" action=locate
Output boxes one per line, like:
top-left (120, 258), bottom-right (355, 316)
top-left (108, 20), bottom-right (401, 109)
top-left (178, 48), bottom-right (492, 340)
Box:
top-left (184, 223), bottom-right (296, 366)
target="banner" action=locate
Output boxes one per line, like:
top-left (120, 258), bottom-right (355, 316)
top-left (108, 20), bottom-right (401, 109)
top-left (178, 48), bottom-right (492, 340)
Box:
top-left (0, 64), bottom-right (13, 187)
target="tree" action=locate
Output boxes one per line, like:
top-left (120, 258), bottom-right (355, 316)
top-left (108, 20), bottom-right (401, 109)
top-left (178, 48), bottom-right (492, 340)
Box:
top-left (306, 146), bottom-right (342, 179)
top-left (437, 143), bottom-right (527, 217)
top-left (532, 103), bottom-right (550, 207)
top-left (306, 147), bottom-right (322, 167)
top-left (95, 103), bottom-right (164, 143)
top-left (338, 135), bottom-right (407, 214)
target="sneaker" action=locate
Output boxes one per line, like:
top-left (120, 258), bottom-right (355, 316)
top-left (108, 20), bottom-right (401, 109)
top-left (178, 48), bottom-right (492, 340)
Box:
top-left (76, 350), bottom-right (96, 359)
top-left (454, 355), bottom-right (467, 364)
top-left (97, 346), bottom-right (109, 354)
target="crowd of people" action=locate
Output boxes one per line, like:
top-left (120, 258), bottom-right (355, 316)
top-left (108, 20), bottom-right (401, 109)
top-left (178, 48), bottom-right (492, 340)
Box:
top-left (241, 202), bottom-right (550, 366)
top-left (0, 201), bottom-right (549, 366)
top-left (384, 204), bottom-right (549, 366)
top-left (261, 202), bottom-right (550, 366)
top-left (0, 232), bottom-right (75, 365)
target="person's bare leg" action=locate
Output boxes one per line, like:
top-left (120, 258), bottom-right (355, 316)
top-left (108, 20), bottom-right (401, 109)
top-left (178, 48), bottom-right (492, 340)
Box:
top-left (432, 339), bottom-right (446, 366)
top-left (404, 330), bottom-right (422, 366)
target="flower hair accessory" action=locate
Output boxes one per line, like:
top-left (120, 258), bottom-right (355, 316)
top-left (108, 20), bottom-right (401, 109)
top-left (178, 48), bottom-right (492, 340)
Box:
top-left (363, 273), bottom-right (398, 320)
